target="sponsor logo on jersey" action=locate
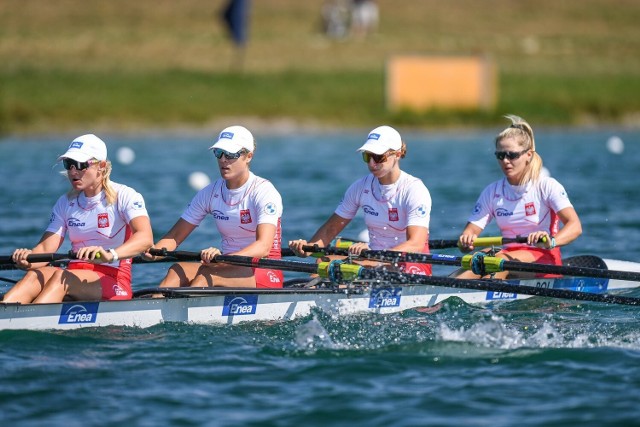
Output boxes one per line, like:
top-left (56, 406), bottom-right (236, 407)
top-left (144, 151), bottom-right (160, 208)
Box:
top-left (416, 204), bottom-right (428, 217)
top-left (240, 209), bottom-right (252, 224)
top-left (97, 213), bottom-right (109, 228)
top-left (388, 208), bottom-right (399, 221)
top-left (525, 202), bottom-right (536, 216)
top-left (473, 203), bottom-right (481, 214)
top-left (263, 202), bottom-right (277, 215)
top-left (212, 210), bottom-right (230, 221)
top-left (363, 205), bottom-right (379, 217)
top-left (496, 208), bottom-right (513, 217)
top-left (222, 295), bottom-right (258, 316)
top-left (50, 213), bottom-right (56, 223)
top-left (67, 217), bottom-right (86, 227)
top-left (59, 302), bottom-right (99, 324)
top-left (369, 287), bottom-right (401, 308)
top-left (133, 201), bottom-right (144, 209)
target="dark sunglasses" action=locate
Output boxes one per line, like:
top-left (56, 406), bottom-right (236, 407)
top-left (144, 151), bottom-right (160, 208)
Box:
top-left (362, 151), bottom-right (396, 164)
top-left (494, 149), bottom-right (529, 161)
top-left (62, 158), bottom-right (96, 171)
top-left (212, 148), bottom-right (247, 160)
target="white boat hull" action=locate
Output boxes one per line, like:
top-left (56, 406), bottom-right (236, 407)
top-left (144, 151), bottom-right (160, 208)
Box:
top-left (1, 258), bottom-right (638, 331)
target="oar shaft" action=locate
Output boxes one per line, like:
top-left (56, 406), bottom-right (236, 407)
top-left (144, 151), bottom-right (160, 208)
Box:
top-left (0, 251), bottom-right (76, 266)
top-left (353, 270), bottom-right (640, 306)
top-left (499, 260), bottom-right (640, 282)
top-left (147, 249), bottom-right (640, 306)
top-left (147, 249), bottom-right (320, 274)
top-left (282, 236), bottom-right (530, 257)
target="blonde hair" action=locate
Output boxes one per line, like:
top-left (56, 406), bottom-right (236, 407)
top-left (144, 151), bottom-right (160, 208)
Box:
top-left (66, 160), bottom-right (117, 205)
top-left (399, 141), bottom-right (407, 158)
top-left (496, 114), bottom-right (543, 185)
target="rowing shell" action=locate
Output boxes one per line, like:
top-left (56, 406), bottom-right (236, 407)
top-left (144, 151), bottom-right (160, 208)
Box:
top-left (1, 256), bottom-right (639, 331)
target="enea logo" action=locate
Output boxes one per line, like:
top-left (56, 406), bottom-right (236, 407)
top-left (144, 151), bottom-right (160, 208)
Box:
top-left (222, 295), bottom-right (258, 316)
top-left (362, 205), bottom-right (379, 217)
top-left (212, 210), bottom-right (230, 220)
top-left (369, 287), bottom-right (401, 308)
top-left (496, 208), bottom-right (513, 217)
top-left (59, 302), bottom-right (99, 324)
top-left (486, 292), bottom-right (517, 301)
top-left (67, 217), bottom-right (86, 227)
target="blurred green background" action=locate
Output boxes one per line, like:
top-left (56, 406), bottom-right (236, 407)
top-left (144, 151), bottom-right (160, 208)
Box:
top-left (1, 0), bottom-right (639, 134)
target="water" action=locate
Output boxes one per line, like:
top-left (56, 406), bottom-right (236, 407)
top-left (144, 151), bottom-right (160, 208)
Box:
top-left (1, 127), bottom-right (640, 426)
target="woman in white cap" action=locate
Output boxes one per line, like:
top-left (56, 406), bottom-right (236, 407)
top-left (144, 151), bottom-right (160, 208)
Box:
top-left (289, 125), bottom-right (432, 275)
top-left (2, 134), bottom-right (153, 304)
top-left (456, 115), bottom-right (582, 279)
top-left (147, 125), bottom-right (284, 288)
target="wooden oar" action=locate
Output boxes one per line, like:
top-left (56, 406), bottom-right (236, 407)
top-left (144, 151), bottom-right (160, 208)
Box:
top-left (146, 249), bottom-right (640, 306)
top-left (281, 236), bottom-right (528, 257)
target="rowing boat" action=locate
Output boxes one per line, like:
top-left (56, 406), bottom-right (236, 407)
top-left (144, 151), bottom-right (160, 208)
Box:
top-left (1, 256), bottom-right (639, 331)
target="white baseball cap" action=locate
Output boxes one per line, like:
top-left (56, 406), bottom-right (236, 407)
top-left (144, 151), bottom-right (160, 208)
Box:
top-left (209, 125), bottom-right (255, 153)
top-left (57, 134), bottom-right (108, 162)
top-left (356, 125), bottom-right (402, 155)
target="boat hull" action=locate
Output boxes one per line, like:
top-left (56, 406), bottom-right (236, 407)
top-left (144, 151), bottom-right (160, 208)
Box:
top-left (1, 260), bottom-right (637, 331)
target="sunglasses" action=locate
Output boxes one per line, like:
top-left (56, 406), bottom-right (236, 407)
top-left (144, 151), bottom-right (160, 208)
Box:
top-left (494, 149), bottom-right (529, 161)
top-left (212, 148), bottom-right (248, 160)
top-left (362, 151), bottom-right (396, 164)
top-left (62, 158), bottom-right (97, 171)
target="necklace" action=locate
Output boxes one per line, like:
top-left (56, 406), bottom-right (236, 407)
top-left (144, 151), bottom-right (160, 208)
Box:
top-left (76, 192), bottom-right (105, 211)
top-left (371, 176), bottom-right (400, 203)
top-left (501, 178), bottom-right (530, 201)
top-left (221, 178), bottom-right (255, 207)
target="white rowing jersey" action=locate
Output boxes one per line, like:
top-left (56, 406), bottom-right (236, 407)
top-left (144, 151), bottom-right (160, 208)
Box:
top-left (46, 182), bottom-right (149, 268)
top-left (181, 172), bottom-right (283, 257)
top-left (334, 171), bottom-right (431, 251)
top-left (467, 176), bottom-right (573, 239)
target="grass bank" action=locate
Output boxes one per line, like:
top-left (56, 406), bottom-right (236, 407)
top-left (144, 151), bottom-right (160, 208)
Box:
top-left (3, 69), bottom-right (639, 134)
top-left (1, 0), bottom-right (639, 133)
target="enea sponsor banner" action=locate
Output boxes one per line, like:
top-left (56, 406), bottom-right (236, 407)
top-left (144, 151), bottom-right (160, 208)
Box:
top-left (222, 295), bottom-right (258, 316)
top-left (369, 287), bottom-right (402, 308)
top-left (59, 302), bottom-right (99, 324)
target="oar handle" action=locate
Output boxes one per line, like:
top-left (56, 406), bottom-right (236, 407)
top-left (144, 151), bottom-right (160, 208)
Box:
top-left (0, 251), bottom-right (78, 266)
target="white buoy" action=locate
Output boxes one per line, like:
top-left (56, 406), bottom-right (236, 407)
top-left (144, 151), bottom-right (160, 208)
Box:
top-left (115, 146), bottom-right (136, 165)
top-left (606, 136), bottom-right (624, 155)
top-left (188, 171), bottom-right (211, 191)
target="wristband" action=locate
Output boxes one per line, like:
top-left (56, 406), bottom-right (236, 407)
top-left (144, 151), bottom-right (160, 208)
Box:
top-left (109, 248), bottom-right (119, 262)
top-left (549, 237), bottom-right (556, 249)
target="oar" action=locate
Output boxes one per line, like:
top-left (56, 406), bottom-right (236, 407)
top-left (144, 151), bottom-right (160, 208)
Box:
top-left (146, 249), bottom-right (640, 306)
top-left (0, 251), bottom-right (80, 266)
top-left (148, 249), bottom-right (320, 274)
top-left (281, 236), bottom-right (527, 257)
top-left (325, 249), bottom-right (640, 283)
